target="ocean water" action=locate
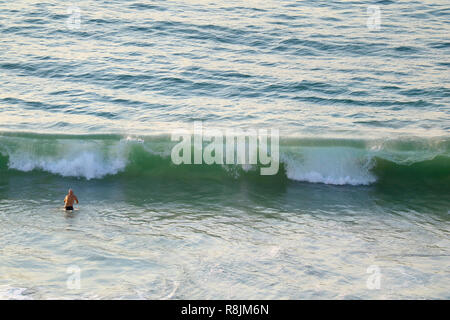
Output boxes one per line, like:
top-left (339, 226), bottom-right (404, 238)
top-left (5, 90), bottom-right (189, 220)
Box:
top-left (0, 0), bottom-right (449, 299)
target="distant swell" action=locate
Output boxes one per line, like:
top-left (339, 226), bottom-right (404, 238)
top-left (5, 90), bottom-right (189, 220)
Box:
top-left (0, 132), bottom-right (449, 187)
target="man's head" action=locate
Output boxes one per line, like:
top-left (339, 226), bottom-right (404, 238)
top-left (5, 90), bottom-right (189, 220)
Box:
top-left (68, 189), bottom-right (73, 195)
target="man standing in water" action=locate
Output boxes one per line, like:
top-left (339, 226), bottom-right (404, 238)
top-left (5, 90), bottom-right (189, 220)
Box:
top-left (64, 189), bottom-right (79, 210)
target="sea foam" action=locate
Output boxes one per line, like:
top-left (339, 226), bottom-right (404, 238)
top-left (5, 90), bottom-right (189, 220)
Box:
top-left (2, 137), bottom-right (135, 180)
top-left (281, 146), bottom-right (377, 185)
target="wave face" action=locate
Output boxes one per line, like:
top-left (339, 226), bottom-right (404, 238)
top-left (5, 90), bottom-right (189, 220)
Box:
top-left (281, 146), bottom-right (377, 185)
top-left (1, 132), bottom-right (449, 188)
top-left (4, 140), bottom-right (128, 180)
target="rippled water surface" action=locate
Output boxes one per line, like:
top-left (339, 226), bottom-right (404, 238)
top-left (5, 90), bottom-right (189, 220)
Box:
top-left (1, 0), bottom-right (449, 136)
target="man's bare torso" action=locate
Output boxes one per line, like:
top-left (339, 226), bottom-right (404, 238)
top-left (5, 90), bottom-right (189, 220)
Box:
top-left (64, 193), bottom-right (78, 207)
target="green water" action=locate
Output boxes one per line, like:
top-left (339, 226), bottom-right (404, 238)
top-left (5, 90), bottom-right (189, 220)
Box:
top-left (0, 133), bottom-right (449, 299)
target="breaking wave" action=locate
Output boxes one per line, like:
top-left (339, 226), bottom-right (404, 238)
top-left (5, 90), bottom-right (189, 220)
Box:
top-left (0, 132), bottom-right (449, 187)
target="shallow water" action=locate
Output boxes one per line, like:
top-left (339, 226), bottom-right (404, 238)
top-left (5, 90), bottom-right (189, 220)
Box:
top-left (0, 172), bottom-right (449, 299)
top-left (0, 0), bottom-right (449, 299)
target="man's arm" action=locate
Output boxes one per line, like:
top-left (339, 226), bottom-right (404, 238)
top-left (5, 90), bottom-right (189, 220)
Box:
top-left (74, 196), bottom-right (79, 204)
top-left (64, 195), bottom-right (68, 204)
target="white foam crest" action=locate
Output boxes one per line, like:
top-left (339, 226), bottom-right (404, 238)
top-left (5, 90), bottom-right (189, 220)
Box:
top-left (6, 140), bottom-right (132, 180)
top-left (281, 147), bottom-right (377, 186)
